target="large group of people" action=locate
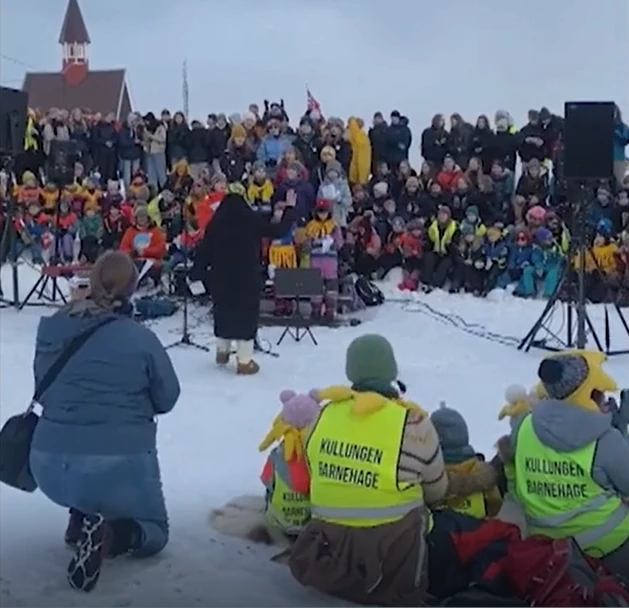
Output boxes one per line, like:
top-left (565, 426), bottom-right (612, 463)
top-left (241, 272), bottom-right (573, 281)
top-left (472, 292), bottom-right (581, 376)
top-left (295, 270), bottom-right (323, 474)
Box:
top-left (2, 100), bottom-right (629, 312)
top-left (22, 250), bottom-right (629, 605)
top-left (213, 337), bottom-right (629, 606)
top-left (2, 97), bottom-right (629, 604)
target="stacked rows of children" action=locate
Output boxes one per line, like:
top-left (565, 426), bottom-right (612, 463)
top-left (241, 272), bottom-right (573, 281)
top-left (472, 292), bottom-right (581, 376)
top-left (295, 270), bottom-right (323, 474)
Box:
top-left (5, 150), bottom-right (348, 316)
top-left (5, 126), bottom-right (629, 307)
top-left (342, 156), bottom-right (629, 303)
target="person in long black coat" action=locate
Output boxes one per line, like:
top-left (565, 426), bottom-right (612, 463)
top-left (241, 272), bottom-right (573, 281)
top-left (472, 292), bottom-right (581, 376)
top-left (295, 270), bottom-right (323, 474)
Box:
top-left (191, 192), bottom-right (295, 375)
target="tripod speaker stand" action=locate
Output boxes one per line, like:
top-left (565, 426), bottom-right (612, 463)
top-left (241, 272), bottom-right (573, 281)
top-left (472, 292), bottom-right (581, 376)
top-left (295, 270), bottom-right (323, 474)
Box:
top-left (517, 262), bottom-right (629, 356)
top-left (1, 164), bottom-right (22, 309)
top-left (520, 102), bottom-right (628, 356)
top-left (0, 194), bottom-right (17, 308)
top-left (519, 182), bottom-right (628, 357)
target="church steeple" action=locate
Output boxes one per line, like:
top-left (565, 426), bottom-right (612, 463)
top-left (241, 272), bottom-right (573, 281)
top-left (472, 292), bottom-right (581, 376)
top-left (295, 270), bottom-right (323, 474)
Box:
top-left (59, 0), bottom-right (90, 83)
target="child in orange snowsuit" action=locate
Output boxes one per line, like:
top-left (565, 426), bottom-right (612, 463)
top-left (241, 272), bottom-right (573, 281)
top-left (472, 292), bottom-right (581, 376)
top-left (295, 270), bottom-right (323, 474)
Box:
top-left (258, 389), bottom-right (321, 538)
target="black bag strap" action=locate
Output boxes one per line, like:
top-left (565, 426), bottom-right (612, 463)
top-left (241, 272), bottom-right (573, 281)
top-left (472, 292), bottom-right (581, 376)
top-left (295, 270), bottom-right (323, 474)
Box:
top-left (31, 317), bottom-right (118, 405)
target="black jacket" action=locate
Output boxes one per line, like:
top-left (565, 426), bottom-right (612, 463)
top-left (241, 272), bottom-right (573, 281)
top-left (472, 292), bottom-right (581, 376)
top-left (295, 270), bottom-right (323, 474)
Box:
top-left (191, 194), bottom-right (295, 341)
top-left (167, 123), bottom-right (190, 161)
top-left (187, 127), bottom-right (210, 164)
top-left (293, 134), bottom-right (321, 171)
top-left (421, 127), bottom-right (449, 166)
top-left (369, 123), bottom-right (388, 167)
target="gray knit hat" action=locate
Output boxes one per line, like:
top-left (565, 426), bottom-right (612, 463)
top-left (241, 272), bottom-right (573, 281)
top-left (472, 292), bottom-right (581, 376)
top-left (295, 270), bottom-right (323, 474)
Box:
top-left (345, 334), bottom-right (398, 385)
top-left (431, 403), bottom-right (475, 464)
top-left (537, 355), bottom-right (589, 400)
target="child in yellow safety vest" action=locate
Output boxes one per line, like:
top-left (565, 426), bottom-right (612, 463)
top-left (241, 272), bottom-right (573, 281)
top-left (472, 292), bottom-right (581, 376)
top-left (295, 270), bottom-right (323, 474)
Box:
top-left (431, 402), bottom-right (503, 519)
top-left (258, 389), bottom-right (322, 538)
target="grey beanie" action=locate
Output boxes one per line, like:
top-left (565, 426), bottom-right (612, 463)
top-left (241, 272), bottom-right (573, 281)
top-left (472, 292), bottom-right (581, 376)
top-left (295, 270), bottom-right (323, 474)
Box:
top-left (537, 355), bottom-right (589, 400)
top-left (431, 403), bottom-right (476, 464)
top-left (345, 334), bottom-right (398, 385)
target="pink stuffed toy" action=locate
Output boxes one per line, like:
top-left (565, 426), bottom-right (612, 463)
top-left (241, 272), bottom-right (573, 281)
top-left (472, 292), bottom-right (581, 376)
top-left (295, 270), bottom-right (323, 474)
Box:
top-left (279, 389), bottom-right (321, 429)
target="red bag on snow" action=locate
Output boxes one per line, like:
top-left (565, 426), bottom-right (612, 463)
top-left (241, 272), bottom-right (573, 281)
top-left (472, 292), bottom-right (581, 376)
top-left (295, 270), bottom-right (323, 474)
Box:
top-left (504, 536), bottom-right (629, 606)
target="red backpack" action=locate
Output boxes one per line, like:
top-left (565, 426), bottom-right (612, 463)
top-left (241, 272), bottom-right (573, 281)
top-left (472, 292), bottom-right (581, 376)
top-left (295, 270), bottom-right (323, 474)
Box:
top-left (504, 536), bottom-right (629, 606)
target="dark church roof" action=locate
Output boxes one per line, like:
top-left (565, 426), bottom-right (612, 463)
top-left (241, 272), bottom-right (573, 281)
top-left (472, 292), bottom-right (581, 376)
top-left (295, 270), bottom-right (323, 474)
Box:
top-left (22, 70), bottom-right (131, 120)
top-left (58, 0), bottom-right (90, 44)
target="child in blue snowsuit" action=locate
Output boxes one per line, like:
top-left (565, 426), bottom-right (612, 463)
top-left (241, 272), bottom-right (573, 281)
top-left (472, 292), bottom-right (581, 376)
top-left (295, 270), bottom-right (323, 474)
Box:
top-left (516, 227), bottom-right (564, 298)
top-left (482, 223), bottom-right (510, 295)
top-left (497, 227), bottom-right (532, 288)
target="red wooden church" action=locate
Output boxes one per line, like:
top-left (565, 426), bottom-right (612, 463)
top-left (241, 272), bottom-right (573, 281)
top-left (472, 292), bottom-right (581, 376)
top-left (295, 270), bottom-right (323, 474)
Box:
top-left (22, 0), bottom-right (133, 120)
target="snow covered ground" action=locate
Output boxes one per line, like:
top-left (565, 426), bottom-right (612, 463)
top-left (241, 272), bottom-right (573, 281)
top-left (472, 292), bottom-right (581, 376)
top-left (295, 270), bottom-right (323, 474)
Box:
top-left (1, 264), bottom-right (627, 607)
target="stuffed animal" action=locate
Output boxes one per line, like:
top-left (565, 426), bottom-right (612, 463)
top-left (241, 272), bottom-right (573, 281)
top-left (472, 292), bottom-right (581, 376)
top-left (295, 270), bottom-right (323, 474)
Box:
top-left (497, 384), bottom-right (540, 421)
top-left (210, 389), bottom-right (321, 549)
top-left (258, 389), bottom-right (321, 460)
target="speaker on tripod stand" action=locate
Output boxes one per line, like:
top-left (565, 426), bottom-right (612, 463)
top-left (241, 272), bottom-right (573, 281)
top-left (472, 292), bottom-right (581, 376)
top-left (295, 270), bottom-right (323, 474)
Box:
top-left (519, 101), bottom-right (629, 357)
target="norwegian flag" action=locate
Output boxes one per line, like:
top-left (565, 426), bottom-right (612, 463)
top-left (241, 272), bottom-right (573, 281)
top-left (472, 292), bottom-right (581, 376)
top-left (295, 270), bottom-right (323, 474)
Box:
top-left (306, 87), bottom-right (321, 113)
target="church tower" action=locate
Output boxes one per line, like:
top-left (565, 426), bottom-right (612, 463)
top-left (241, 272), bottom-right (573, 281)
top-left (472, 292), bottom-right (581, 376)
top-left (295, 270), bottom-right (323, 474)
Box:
top-left (59, 0), bottom-right (91, 85)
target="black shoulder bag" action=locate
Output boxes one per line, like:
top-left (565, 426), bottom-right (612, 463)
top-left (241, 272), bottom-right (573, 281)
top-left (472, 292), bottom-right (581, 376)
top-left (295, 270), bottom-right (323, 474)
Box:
top-left (0, 317), bottom-right (117, 493)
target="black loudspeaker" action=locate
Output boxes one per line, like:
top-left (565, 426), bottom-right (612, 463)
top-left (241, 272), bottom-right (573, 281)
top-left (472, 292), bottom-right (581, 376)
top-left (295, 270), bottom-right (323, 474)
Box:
top-left (563, 101), bottom-right (614, 180)
top-left (0, 86), bottom-right (28, 157)
top-left (48, 139), bottom-right (79, 185)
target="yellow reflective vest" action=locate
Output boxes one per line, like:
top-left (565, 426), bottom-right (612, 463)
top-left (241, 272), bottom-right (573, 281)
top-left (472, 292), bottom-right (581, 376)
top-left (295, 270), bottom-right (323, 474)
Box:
top-left (263, 449), bottom-right (310, 535)
top-left (515, 414), bottom-right (629, 557)
top-left (427, 220), bottom-right (457, 255)
top-left (442, 491), bottom-right (487, 519)
top-left (24, 117), bottom-right (38, 152)
top-left (305, 398), bottom-right (423, 528)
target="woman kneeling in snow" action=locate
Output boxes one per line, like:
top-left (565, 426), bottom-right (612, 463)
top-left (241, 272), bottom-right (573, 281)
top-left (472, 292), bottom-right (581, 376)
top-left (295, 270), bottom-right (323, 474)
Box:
top-left (29, 251), bottom-right (181, 592)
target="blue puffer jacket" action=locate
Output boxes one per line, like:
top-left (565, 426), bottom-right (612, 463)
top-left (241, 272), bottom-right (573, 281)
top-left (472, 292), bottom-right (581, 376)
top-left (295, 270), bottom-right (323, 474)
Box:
top-left (507, 244), bottom-right (532, 270)
top-left (32, 310), bottom-right (181, 455)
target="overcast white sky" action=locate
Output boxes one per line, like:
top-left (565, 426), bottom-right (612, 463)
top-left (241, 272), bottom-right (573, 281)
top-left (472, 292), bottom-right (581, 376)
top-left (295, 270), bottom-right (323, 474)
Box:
top-left (1, 0), bottom-right (628, 139)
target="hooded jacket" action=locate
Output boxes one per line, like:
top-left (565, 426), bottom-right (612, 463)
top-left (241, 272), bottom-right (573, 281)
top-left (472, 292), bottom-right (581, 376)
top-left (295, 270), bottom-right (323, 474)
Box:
top-left (510, 400), bottom-right (629, 496)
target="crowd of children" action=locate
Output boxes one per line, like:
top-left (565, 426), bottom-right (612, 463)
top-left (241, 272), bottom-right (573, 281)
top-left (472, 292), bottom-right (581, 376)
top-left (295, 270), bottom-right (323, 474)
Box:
top-left (2, 103), bottom-right (628, 310)
top-left (345, 164), bottom-right (629, 305)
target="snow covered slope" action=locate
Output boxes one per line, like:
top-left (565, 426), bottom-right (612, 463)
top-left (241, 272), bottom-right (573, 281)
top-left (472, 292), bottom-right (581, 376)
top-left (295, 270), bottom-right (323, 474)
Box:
top-left (1, 265), bottom-right (627, 606)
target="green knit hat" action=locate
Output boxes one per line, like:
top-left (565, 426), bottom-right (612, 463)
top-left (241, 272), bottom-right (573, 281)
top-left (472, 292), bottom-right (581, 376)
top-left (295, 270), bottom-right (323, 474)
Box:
top-left (345, 334), bottom-right (398, 385)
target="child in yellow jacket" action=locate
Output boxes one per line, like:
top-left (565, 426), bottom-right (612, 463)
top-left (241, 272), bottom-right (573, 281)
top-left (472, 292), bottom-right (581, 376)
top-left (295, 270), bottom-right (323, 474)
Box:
top-left (247, 161), bottom-right (274, 210)
top-left (431, 402), bottom-right (503, 518)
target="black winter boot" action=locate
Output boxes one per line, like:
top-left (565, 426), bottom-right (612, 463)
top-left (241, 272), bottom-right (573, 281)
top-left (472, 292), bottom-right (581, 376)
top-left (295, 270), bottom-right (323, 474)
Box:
top-left (107, 518), bottom-right (143, 557)
top-left (67, 514), bottom-right (111, 592)
top-left (64, 508), bottom-right (85, 547)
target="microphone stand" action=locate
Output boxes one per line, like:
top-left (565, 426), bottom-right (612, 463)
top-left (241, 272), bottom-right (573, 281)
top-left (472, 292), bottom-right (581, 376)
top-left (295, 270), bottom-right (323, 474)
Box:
top-left (165, 199), bottom-right (209, 352)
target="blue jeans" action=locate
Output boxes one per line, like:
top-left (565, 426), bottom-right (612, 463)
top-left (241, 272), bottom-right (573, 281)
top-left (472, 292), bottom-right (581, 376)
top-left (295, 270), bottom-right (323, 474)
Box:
top-left (120, 159), bottom-right (141, 189)
top-left (30, 449), bottom-right (168, 557)
top-left (145, 152), bottom-right (167, 189)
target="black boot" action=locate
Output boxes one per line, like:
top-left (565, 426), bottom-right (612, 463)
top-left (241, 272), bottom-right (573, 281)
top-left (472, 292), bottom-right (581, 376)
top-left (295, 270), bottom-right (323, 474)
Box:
top-left (67, 514), bottom-right (111, 592)
top-left (107, 518), bottom-right (143, 557)
top-left (64, 508), bottom-right (85, 547)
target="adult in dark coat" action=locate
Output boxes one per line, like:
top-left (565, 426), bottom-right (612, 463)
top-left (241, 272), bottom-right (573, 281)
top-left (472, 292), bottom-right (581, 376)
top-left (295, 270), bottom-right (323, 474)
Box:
top-left (191, 192), bottom-right (295, 374)
top-left (385, 111), bottom-right (412, 169)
